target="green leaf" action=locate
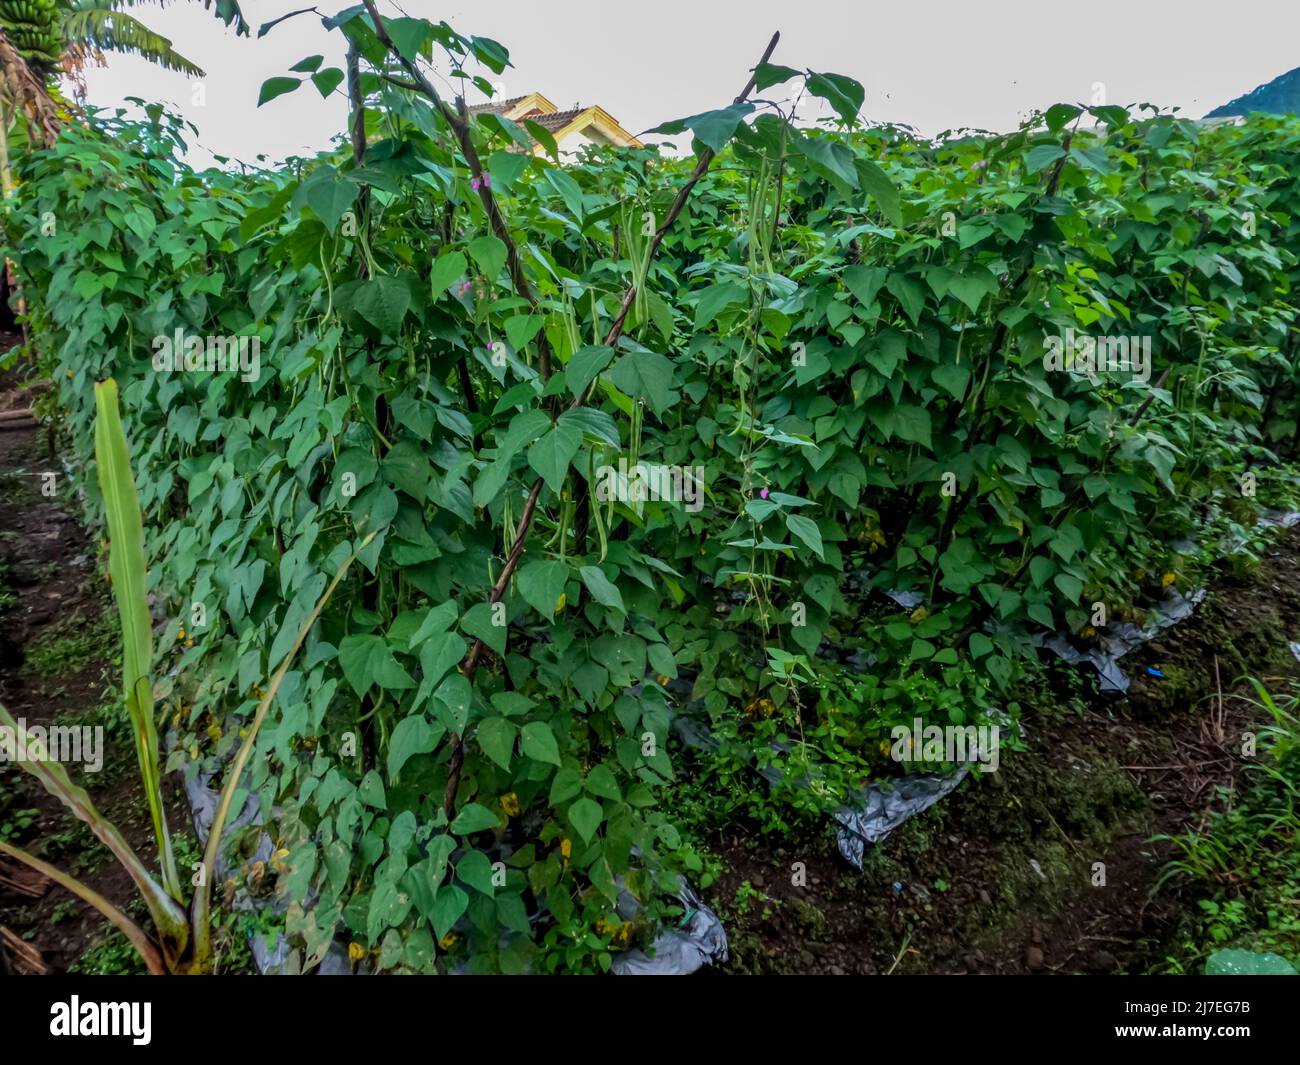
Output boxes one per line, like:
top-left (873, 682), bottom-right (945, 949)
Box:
top-left (311, 68), bottom-right (345, 98)
top-left (650, 102), bottom-right (755, 153)
top-left (414, 634), bottom-right (466, 715)
top-left (258, 77), bottom-right (301, 106)
top-left (383, 441), bottom-right (431, 500)
top-left (428, 250), bottom-right (467, 300)
top-left (461, 603), bottom-right (507, 659)
top-left (387, 714), bottom-right (440, 780)
top-left (468, 234), bottom-right (507, 282)
top-left (456, 850), bottom-right (497, 896)
top-left (785, 514), bottom-right (825, 560)
top-left (338, 634), bottom-right (415, 696)
top-left (584, 764), bottom-right (621, 801)
top-left (608, 349), bottom-right (676, 414)
top-left (567, 797), bottom-right (604, 842)
top-left (524, 120), bottom-right (559, 160)
top-left (450, 803), bottom-right (501, 835)
top-left (1205, 949), bottom-right (1297, 976)
top-left (947, 269), bottom-right (996, 313)
top-left (565, 345), bottom-right (613, 399)
top-left (893, 405), bottom-right (932, 448)
top-left (432, 674), bottom-right (472, 734)
top-left (694, 281), bottom-right (747, 329)
top-left (542, 167), bottom-right (584, 219)
top-left (93, 380), bottom-right (179, 902)
top-left (517, 559), bottom-right (569, 617)
top-left (504, 314), bottom-right (544, 352)
top-left (1053, 573), bottom-right (1084, 602)
top-left (353, 276), bottom-right (411, 336)
top-left (472, 456), bottom-right (513, 509)
top-left (932, 364), bottom-right (970, 399)
top-left (470, 36), bottom-right (511, 74)
top-left (550, 767), bottom-right (582, 804)
top-left (794, 133), bottom-right (858, 194)
top-left (856, 157), bottom-right (902, 225)
top-left (496, 409), bottom-right (552, 461)
top-left (1028, 602), bottom-right (1054, 628)
top-left (1045, 103), bottom-right (1082, 132)
top-left (562, 408), bottom-right (619, 448)
top-left (1025, 143), bottom-right (1066, 174)
top-left (387, 17), bottom-right (434, 62)
top-left (477, 717), bottom-right (517, 770)
top-left (302, 168), bottom-right (358, 234)
top-left (885, 274), bottom-right (925, 324)
top-left (527, 421), bottom-right (583, 495)
top-left (521, 721), bottom-right (561, 766)
top-left (580, 565), bottom-right (625, 613)
top-left (843, 265), bottom-right (888, 308)
top-left (432, 884), bottom-right (468, 939)
top-left (487, 150), bottom-right (530, 190)
top-left (806, 71), bottom-right (865, 125)
top-left (753, 62), bottom-right (802, 90)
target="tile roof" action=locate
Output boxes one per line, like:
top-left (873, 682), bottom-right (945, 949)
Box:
top-left (520, 108), bottom-right (586, 132)
top-left (467, 95), bottom-right (527, 115)
top-left (462, 94), bottom-right (642, 149)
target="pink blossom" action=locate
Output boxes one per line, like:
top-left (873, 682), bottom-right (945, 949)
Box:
top-left (759, 488), bottom-right (770, 499)
top-left (471, 174), bottom-right (492, 191)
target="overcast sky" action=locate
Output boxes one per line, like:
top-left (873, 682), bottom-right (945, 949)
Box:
top-left (75, 0), bottom-right (1300, 167)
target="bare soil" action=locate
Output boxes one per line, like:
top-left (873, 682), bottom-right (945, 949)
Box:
top-left (0, 366), bottom-right (190, 974)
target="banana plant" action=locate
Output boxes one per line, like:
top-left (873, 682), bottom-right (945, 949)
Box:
top-left (58, 0), bottom-right (251, 79)
top-left (0, 377), bottom-right (368, 973)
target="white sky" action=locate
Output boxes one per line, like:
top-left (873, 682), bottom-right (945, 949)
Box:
top-left (74, 0), bottom-right (1300, 167)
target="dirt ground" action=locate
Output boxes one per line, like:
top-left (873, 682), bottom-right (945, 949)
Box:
top-left (0, 361), bottom-right (190, 974)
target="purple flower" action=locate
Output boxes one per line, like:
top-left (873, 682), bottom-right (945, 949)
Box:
top-left (759, 488), bottom-right (770, 499)
top-left (471, 174), bottom-right (492, 191)
top-left (459, 280), bottom-right (473, 294)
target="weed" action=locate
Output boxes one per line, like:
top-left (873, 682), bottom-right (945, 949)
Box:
top-left (1153, 679), bottom-right (1300, 973)
top-left (0, 806), bottom-right (38, 843)
top-left (24, 613), bottom-right (118, 676)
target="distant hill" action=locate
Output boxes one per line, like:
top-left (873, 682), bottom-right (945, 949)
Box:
top-left (1205, 67), bottom-right (1300, 118)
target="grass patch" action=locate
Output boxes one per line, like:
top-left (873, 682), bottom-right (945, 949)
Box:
top-left (24, 613), bottom-right (118, 676)
top-left (1152, 679), bottom-right (1300, 974)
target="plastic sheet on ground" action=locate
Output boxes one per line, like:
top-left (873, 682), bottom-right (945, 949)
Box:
top-left (609, 878), bottom-right (728, 975)
top-left (183, 768), bottom-right (311, 974)
top-left (1223, 509), bottom-right (1300, 555)
top-left (1039, 587), bottom-right (1206, 694)
top-left (674, 707), bottom-right (1008, 871)
top-left (886, 589), bottom-right (925, 609)
top-left (833, 713), bottom-right (1010, 869)
top-left (833, 766), bottom-right (975, 869)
